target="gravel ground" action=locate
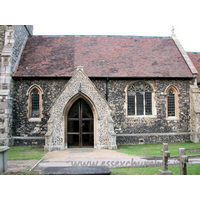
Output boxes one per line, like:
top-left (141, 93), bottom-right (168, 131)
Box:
top-left (7, 160), bottom-right (39, 173)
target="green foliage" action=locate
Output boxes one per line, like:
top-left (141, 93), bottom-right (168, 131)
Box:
top-left (7, 146), bottom-right (48, 160)
top-left (110, 164), bottom-right (200, 175)
top-left (10, 171), bottom-right (41, 175)
top-left (113, 142), bottom-right (200, 157)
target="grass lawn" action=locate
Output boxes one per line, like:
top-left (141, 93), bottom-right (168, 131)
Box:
top-left (110, 164), bottom-right (200, 175)
top-left (113, 141), bottom-right (200, 157)
top-left (111, 142), bottom-right (200, 175)
top-left (7, 146), bottom-right (48, 160)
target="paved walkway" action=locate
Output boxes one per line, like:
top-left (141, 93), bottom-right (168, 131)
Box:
top-left (33, 148), bottom-right (149, 170)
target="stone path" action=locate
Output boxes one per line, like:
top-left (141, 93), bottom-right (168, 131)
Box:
top-left (33, 149), bottom-right (148, 170)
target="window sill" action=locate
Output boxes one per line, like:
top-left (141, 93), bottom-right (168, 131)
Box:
top-left (126, 115), bottom-right (157, 119)
top-left (28, 118), bottom-right (41, 122)
top-left (166, 116), bottom-right (179, 121)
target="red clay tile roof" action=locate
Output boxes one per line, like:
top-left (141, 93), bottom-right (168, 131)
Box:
top-left (187, 52), bottom-right (200, 83)
top-left (13, 36), bottom-right (193, 78)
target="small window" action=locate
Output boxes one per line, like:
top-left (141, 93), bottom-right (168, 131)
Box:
top-left (168, 89), bottom-right (175, 117)
top-left (27, 85), bottom-right (43, 121)
top-left (127, 82), bottom-right (153, 116)
top-left (31, 89), bottom-right (40, 118)
top-left (165, 86), bottom-right (179, 119)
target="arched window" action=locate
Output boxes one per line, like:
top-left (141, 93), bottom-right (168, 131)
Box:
top-left (27, 85), bottom-right (43, 121)
top-left (167, 89), bottom-right (175, 117)
top-left (31, 89), bottom-right (40, 118)
top-left (127, 82), bottom-right (153, 116)
top-left (165, 85), bottom-right (179, 119)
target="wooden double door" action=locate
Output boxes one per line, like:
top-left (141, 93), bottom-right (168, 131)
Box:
top-left (67, 98), bottom-right (94, 147)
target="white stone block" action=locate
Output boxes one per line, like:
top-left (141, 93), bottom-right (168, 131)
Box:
top-left (5, 109), bottom-right (10, 114)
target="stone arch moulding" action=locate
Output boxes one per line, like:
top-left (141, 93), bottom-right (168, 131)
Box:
top-left (44, 66), bottom-right (117, 151)
top-left (63, 92), bottom-right (98, 148)
top-left (164, 85), bottom-right (180, 96)
top-left (26, 84), bottom-right (44, 96)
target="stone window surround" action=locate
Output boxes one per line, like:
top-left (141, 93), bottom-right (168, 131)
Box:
top-left (164, 85), bottom-right (180, 120)
top-left (124, 81), bottom-right (157, 118)
top-left (26, 84), bottom-right (43, 122)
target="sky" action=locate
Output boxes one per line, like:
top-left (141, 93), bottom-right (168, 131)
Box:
top-left (2, 0), bottom-right (200, 52)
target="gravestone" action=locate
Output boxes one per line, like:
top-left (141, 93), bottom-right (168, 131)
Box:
top-left (177, 148), bottom-right (188, 175)
top-left (158, 143), bottom-right (172, 175)
top-left (0, 146), bottom-right (10, 174)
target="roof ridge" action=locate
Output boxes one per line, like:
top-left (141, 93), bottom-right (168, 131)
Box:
top-left (32, 35), bottom-right (171, 38)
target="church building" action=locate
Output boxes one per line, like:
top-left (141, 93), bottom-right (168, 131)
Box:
top-left (0, 25), bottom-right (200, 150)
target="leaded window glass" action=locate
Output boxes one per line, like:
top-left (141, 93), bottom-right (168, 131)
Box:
top-left (137, 91), bottom-right (144, 115)
top-left (145, 91), bottom-right (152, 115)
top-left (31, 89), bottom-right (39, 118)
top-left (168, 89), bottom-right (175, 117)
top-left (128, 90), bottom-right (135, 115)
top-left (127, 82), bottom-right (153, 116)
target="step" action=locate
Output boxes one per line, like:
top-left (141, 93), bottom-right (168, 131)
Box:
top-left (40, 166), bottom-right (111, 175)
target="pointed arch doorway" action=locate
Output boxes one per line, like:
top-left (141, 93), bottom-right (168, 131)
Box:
top-left (67, 98), bottom-right (94, 148)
